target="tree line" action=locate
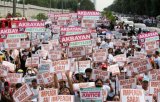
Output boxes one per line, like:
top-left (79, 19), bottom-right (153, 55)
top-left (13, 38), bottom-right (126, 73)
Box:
top-left (106, 0), bottom-right (160, 17)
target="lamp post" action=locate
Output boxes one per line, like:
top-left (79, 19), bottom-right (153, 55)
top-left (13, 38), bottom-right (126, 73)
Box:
top-left (23, 0), bottom-right (25, 17)
top-left (13, 0), bottom-right (17, 17)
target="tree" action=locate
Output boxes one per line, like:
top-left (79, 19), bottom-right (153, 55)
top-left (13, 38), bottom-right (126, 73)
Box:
top-left (35, 13), bottom-right (48, 21)
top-left (79, 0), bottom-right (95, 10)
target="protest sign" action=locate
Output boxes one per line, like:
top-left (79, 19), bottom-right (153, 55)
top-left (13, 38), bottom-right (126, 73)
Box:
top-left (67, 46), bottom-right (86, 58)
top-left (77, 11), bottom-right (100, 16)
top-left (132, 59), bottom-right (152, 74)
top-left (41, 44), bottom-right (53, 51)
top-left (69, 40), bottom-right (92, 47)
top-left (56, 72), bottom-right (68, 81)
top-left (25, 76), bottom-right (37, 85)
top-left (138, 32), bottom-right (159, 47)
top-left (149, 81), bottom-right (160, 95)
top-left (4, 39), bottom-right (21, 49)
top-left (0, 28), bottom-right (19, 39)
top-left (92, 49), bottom-right (107, 62)
top-left (81, 19), bottom-right (96, 28)
top-left (90, 69), bottom-right (110, 81)
top-left (52, 59), bottom-right (70, 72)
top-left (37, 72), bottom-right (53, 85)
top-left (158, 92), bottom-right (160, 102)
top-left (74, 60), bottom-right (91, 73)
top-left (38, 88), bottom-right (58, 102)
top-left (7, 73), bottom-right (23, 83)
top-left (18, 21), bottom-right (45, 32)
top-left (118, 78), bottom-right (137, 90)
top-left (145, 96), bottom-right (153, 102)
top-left (60, 27), bottom-right (82, 36)
top-left (32, 39), bottom-right (40, 46)
top-left (145, 40), bottom-right (158, 51)
top-left (38, 50), bottom-right (48, 59)
top-left (134, 52), bottom-right (147, 59)
top-left (48, 50), bottom-right (62, 61)
top-left (108, 64), bottom-right (120, 75)
top-left (0, 65), bottom-right (8, 76)
top-left (39, 63), bottom-right (51, 73)
top-left (114, 54), bottom-right (127, 62)
top-left (21, 41), bottom-right (30, 49)
top-left (73, 82), bottom-right (95, 91)
top-left (120, 89), bottom-right (145, 102)
top-left (60, 33), bottom-right (91, 43)
top-left (25, 56), bottom-right (39, 67)
top-left (2, 61), bottom-right (15, 72)
top-left (51, 95), bottom-right (74, 102)
top-left (7, 33), bottom-right (27, 39)
top-left (80, 88), bottom-right (103, 102)
top-left (13, 84), bottom-right (33, 102)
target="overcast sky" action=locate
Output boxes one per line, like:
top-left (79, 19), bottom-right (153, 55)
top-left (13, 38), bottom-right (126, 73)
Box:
top-left (96, 0), bottom-right (114, 11)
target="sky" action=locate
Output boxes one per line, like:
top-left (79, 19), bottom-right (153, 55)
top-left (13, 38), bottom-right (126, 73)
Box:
top-left (95, 0), bottom-right (114, 11)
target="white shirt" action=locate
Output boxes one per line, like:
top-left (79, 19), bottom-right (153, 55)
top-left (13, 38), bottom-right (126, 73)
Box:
top-left (108, 54), bottom-right (115, 64)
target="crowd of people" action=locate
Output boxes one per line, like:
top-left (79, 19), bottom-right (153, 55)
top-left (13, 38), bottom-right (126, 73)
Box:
top-left (0, 11), bottom-right (160, 102)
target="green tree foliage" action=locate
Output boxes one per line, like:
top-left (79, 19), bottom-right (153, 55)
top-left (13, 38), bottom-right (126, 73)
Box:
top-left (102, 10), bottom-right (115, 22)
top-left (35, 13), bottom-right (48, 21)
top-left (79, 0), bottom-right (95, 10)
top-left (106, 0), bottom-right (160, 16)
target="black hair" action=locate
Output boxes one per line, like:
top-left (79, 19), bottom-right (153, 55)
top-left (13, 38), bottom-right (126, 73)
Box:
top-left (85, 68), bottom-right (92, 73)
top-left (95, 79), bottom-right (103, 84)
top-left (155, 51), bottom-right (159, 55)
top-left (59, 87), bottom-right (73, 95)
top-left (32, 79), bottom-right (37, 83)
top-left (16, 83), bottom-right (22, 89)
top-left (4, 81), bottom-right (9, 86)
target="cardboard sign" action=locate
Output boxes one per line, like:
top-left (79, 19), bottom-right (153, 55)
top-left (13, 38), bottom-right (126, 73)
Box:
top-left (2, 61), bottom-right (15, 72)
top-left (0, 65), bottom-right (8, 77)
top-left (60, 33), bottom-right (91, 43)
top-left (90, 69), bottom-right (110, 81)
top-left (73, 82), bottom-right (95, 91)
top-left (149, 81), bottom-right (160, 95)
top-left (37, 72), bottom-right (53, 85)
top-left (51, 95), bottom-right (74, 102)
top-left (21, 41), bottom-right (30, 49)
top-left (118, 78), bottom-right (137, 90)
top-left (81, 19), bottom-right (96, 28)
top-left (52, 60), bottom-right (70, 72)
top-left (74, 60), bottom-right (91, 73)
top-left (145, 40), bottom-right (158, 51)
top-left (132, 59), bottom-right (152, 74)
top-left (93, 49), bottom-right (107, 62)
top-left (68, 46), bottom-right (86, 58)
top-left (114, 54), bottom-right (127, 62)
top-left (108, 64), bottom-right (120, 75)
top-left (120, 89), bottom-right (145, 102)
top-left (38, 88), bottom-right (58, 102)
top-left (7, 73), bottom-right (23, 83)
top-left (48, 50), bottom-right (62, 61)
top-left (80, 88), bottom-right (102, 102)
top-left (25, 76), bottom-right (37, 85)
top-left (25, 57), bottom-right (39, 67)
top-left (134, 52), bottom-right (146, 59)
top-left (13, 84), bottom-right (33, 102)
top-left (4, 39), bottom-right (21, 49)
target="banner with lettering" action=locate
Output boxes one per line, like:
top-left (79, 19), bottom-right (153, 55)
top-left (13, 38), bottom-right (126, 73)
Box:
top-left (13, 84), bottom-right (33, 102)
top-left (145, 40), bottom-right (159, 51)
top-left (7, 73), bottom-right (23, 83)
top-left (25, 56), bottom-right (39, 67)
top-left (80, 88), bottom-right (103, 102)
top-left (50, 95), bottom-right (74, 102)
top-left (68, 46), bottom-right (86, 58)
top-left (4, 39), bottom-right (21, 49)
top-left (92, 49), bottom-right (107, 62)
top-left (52, 59), bottom-right (70, 72)
top-left (0, 65), bottom-right (8, 77)
top-left (38, 88), bottom-right (58, 102)
top-left (74, 60), bottom-right (91, 73)
top-left (149, 81), bottom-right (160, 95)
top-left (37, 72), bottom-right (53, 85)
top-left (114, 54), bottom-right (127, 62)
top-left (21, 41), bottom-right (30, 49)
top-left (73, 82), bottom-right (95, 91)
top-left (48, 50), bottom-right (62, 61)
top-left (60, 27), bottom-right (82, 36)
top-left (108, 64), bottom-right (120, 75)
top-left (120, 89), bottom-right (145, 102)
top-left (118, 78), bottom-right (137, 90)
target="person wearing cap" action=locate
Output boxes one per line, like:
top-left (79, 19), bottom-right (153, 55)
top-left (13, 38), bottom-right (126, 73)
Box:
top-left (137, 77), bottom-right (150, 95)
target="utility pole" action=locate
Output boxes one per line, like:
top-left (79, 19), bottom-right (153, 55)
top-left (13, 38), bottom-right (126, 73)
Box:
top-left (23, 0), bottom-right (25, 17)
top-left (61, 0), bottom-right (63, 13)
top-left (49, 0), bottom-right (51, 12)
top-left (13, 0), bottom-right (17, 17)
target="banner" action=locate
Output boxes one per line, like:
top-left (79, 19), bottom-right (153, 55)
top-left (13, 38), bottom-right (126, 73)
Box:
top-left (37, 72), bottom-right (53, 85)
top-left (77, 11), bottom-right (100, 16)
top-left (80, 88), bottom-right (103, 102)
top-left (69, 40), bottom-right (92, 47)
top-left (38, 88), bottom-right (58, 102)
top-left (68, 46), bottom-right (86, 58)
top-left (92, 49), bottom-right (107, 62)
top-left (145, 40), bottom-right (158, 51)
top-left (7, 33), bottom-right (27, 39)
top-left (149, 81), bottom-right (160, 95)
top-left (48, 50), bottom-right (62, 61)
top-left (21, 41), bottom-right (30, 49)
top-left (51, 95), bottom-right (74, 102)
top-left (13, 84), bottom-right (33, 102)
top-left (120, 89), bottom-right (145, 102)
top-left (25, 56), bottom-right (39, 67)
top-left (4, 39), bottom-right (21, 49)
top-left (7, 73), bottom-right (23, 83)
top-left (114, 54), bottom-right (127, 62)
top-left (25, 76), bottom-right (37, 85)
top-left (134, 52), bottom-right (146, 59)
top-left (73, 82), bottom-right (95, 91)
top-left (52, 60), bottom-right (70, 72)
top-left (60, 27), bottom-right (82, 36)
top-left (90, 69), bottom-right (110, 81)
top-left (74, 60), bottom-right (91, 73)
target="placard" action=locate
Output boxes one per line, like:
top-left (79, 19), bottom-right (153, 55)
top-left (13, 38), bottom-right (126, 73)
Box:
top-left (120, 89), bottom-right (145, 102)
top-left (80, 88), bottom-right (102, 102)
top-left (74, 60), bottom-right (91, 73)
top-left (25, 57), bottom-right (39, 67)
top-left (21, 41), bottom-right (30, 49)
top-left (73, 82), bottom-right (95, 91)
top-left (145, 40), bottom-right (158, 51)
top-left (51, 95), bottom-right (74, 102)
top-left (90, 69), bottom-right (110, 81)
top-left (52, 60), bottom-right (70, 72)
top-left (93, 49), bottom-right (107, 62)
top-left (134, 52), bottom-right (146, 59)
top-left (48, 50), bottom-right (62, 61)
top-left (149, 81), bottom-right (160, 95)
top-left (0, 65), bottom-right (8, 77)
top-left (108, 64), bottom-right (120, 75)
top-left (38, 88), bottom-right (58, 102)
top-left (118, 78), bottom-right (137, 90)
top-left (7, 73), bottom-right (23, 83)
top-left (4, 39), bottom-right (21, 49)
top-left (37, 72), bottom-right (53, 85)
top-left (114, 54), bottom-right (127, 62)
top-left (68, 46), bottom-right (86, 58)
